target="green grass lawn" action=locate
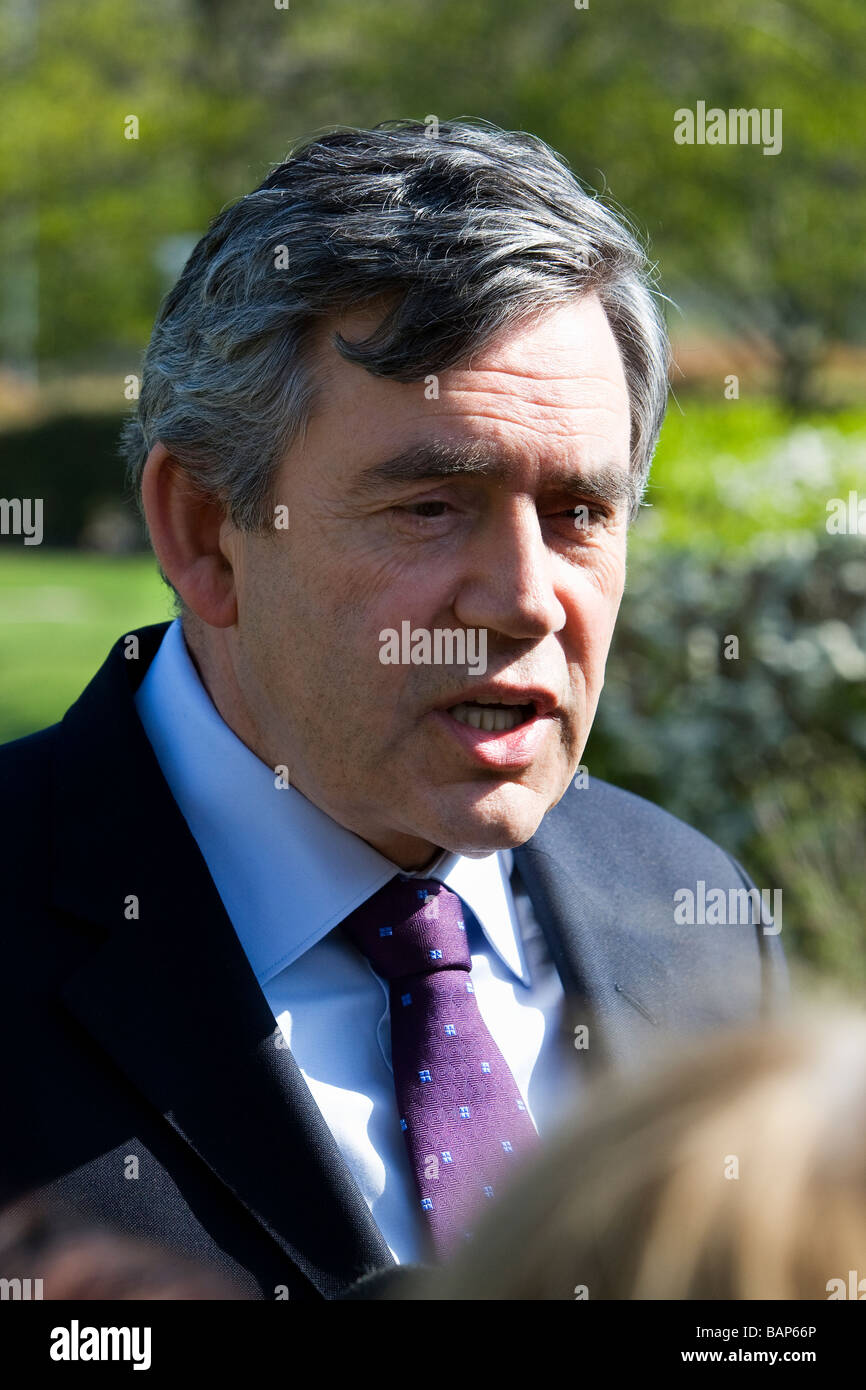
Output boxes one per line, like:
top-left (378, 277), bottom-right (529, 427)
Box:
top-left (0, 551), bottom-right (173, 744)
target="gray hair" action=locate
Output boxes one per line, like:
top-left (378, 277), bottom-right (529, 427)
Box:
top-left (121, 119), bottom-right (669, 562)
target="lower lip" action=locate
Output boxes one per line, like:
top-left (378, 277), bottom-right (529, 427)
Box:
top-left (430, 708), bottom-right (553, 769)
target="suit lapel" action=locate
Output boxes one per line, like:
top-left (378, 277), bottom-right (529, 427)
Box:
top-left (50, 623), bottom-right (394, 1298)
top-left (514, 808), bottom-right (667, 1071)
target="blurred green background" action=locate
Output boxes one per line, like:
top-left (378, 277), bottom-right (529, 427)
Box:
top-left (1, 0), bottom-right (864, 981)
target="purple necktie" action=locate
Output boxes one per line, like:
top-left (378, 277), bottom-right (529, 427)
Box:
top-left (339, 875), bottom-right (540, 1257)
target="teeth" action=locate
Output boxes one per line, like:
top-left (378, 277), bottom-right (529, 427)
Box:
top-left (450, 702), bottom-right (526, 732)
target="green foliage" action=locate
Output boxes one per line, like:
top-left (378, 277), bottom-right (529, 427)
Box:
top-left (752, 760), bottom-right (866, 983)
top-left (634, 400), bottom-right (866, 550)
top-left (587, 528), bottom-right (866, 980)
top-left (1, 0), bottom-right (863, 402)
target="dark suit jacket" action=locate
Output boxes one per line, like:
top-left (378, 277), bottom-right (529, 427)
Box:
top-left (0, 622), bottom-right (786, 1299)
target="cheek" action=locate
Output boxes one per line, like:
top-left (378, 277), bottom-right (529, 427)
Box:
top-left (589, 535), bottom-right (628, 596)
top-left (332, 565), bottom-right (449, 654)
top-left (562, 563), bottom-right (625, 689)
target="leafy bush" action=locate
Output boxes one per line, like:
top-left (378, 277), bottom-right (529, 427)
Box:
top-left (588, 530), bottom-right (866, 981)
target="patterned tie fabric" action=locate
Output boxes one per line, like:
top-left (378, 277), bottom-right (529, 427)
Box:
top-left (339, 875), bottom-right (540, 1257)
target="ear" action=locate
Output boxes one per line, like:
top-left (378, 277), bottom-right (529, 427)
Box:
top-left (140, 442), bottom-right (238, 628)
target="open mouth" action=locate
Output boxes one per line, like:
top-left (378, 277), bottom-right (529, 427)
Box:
top-left (446, 700), bottom-right (536, 733)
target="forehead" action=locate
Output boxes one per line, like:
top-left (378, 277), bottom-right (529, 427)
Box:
top-left (300, 294), bottom-right (632, 481)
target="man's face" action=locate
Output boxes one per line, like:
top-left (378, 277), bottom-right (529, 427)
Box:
top-left (220, 294), bottom-right (633, 867)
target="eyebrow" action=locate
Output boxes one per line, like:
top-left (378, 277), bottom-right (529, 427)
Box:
top-left (349, 439), bottom-right (635, 509)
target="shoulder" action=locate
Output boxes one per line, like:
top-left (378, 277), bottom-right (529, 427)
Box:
top-left (0, 723), bottom-right (60, 813)
top-left (0, 726), bottom-right (63, 918)
top-left (536, 774), bottom-right (745, 884)
top-left (522, 774), bottom-right (788, 1018)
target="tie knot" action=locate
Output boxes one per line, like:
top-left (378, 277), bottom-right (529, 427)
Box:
top-left (340, 877), bottom-right (471, 979)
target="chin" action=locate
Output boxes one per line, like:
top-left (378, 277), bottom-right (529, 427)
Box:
top-left (424, 783), bottom-right (554, 857)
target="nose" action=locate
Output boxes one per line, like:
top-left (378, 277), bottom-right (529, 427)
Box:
top-left (451, 498), bottom-right (566, 642)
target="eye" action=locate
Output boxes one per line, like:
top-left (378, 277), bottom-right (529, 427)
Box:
top-left (398, 500), bottom-right (452, 518)
top-left (553, 504), bottom-right (610, 530)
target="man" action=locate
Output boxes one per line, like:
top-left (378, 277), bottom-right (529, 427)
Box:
top-left (0, 121), bottom-right (785, 1300)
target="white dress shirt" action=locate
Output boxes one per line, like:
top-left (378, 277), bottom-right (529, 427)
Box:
top-left (134, 618), bottom-right (571, 1263)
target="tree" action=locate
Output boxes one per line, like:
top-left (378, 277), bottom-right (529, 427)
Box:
top-left (1, 0), bottom-right (862, 407)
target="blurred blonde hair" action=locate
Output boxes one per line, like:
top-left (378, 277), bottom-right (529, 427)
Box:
top-left (402, 1006), bottom-right (866, 1300)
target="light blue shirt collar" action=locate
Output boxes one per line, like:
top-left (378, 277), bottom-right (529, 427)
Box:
top-left (134, 620), bottom-right (531, 988)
